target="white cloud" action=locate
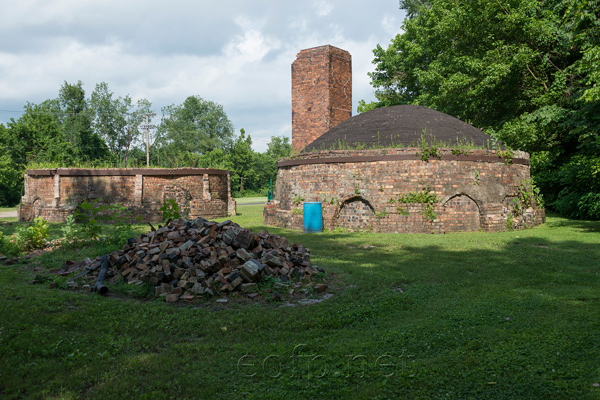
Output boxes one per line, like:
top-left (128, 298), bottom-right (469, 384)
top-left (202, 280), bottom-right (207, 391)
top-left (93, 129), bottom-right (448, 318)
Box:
top-left (224, 29), bottom-right (281, 66)
top-left (312, 0), bottom-right (334, 17)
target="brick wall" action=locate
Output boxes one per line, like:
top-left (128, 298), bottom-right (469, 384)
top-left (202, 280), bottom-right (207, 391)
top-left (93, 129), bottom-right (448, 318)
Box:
top-left (19, 168), bottom-right (236, 223)
top-left (264, 148), bottom-right (545, 233)
top-left (291, 45), bottom-right (352, 153)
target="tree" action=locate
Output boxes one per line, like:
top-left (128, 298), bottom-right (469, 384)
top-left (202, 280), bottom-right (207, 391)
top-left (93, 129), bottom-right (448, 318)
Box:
top-left (89, 82), bottom-right (152, 167)
top-left (90, 82), bottom-right (127, 162)
top-left (362, 0), bottom-right (600, 219)
top-left (225, 129), bottom-right (258, 193)
top-left (158, 96), bottom-right (234, 158)
top-left (59, 81), bottom-right (108, 161)
top-left (6, 100), bottom-right (76, 166)
top-left (260, 135), bottom-right (292, 188)
top-left (265, 135), bottom-right (292, 160)
top-left (0, 124), bottom-right (22, 206)
top-left (0, 100), bottom-right (78, 205)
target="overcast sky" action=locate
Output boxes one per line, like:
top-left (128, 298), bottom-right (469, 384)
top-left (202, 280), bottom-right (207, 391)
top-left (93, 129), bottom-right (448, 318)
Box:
top-left (0, 0), bottom-right (405, 152)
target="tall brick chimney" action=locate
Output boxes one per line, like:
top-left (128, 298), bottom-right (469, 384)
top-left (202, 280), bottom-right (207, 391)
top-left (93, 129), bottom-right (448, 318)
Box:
top-left (291, 45), bottom-right (352, 152)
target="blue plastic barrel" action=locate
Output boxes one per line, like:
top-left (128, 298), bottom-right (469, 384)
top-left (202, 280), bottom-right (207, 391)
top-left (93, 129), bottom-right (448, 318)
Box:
top-left (303, 202), bottom-right (323, 233)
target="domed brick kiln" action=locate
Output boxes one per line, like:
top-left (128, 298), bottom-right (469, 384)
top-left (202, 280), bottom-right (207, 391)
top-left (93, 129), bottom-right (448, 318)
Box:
top-left (264, 46), bottom-right (544, 233)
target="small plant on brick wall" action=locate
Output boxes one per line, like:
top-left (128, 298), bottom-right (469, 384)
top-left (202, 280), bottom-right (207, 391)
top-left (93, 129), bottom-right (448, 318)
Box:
top-left (506, 212), bottom-right (514, 231)
top-left (397, 206), bottom-right (409, 216)
top-left (374, 210), bottom-right (388, 219)
top-left (292, 195), bottom-right (304, 206)
top-left (507, 179), bottom-right (544, 219)
top-left (292, 208), bottom-right (303, 216)
top-left (516, 179), bottom-right (544, 209)
top-left (495, 142), bottom-right (514, 165)
top-left (394, 186), bottom-right (439, 221)
top-left (473, 170), bottom-right (480, 185)
top-left (320, 196), bottom-right (338, 207)
top-left (416, 133), bottom-right (441, 162)
top-left (451, 148), bottom-right (468, 156)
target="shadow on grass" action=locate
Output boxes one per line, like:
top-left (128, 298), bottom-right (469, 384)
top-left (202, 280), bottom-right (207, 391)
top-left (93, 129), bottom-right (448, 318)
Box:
top-left (0, 206), bottom-right (599, 398)
top-left (543, 212), bottom-right (600, 233)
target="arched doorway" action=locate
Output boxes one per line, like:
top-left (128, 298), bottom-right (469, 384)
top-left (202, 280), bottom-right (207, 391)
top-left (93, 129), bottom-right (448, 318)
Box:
top-left (441, 195), bottom-right (481, 232)
top-left (335, 196), bottom-right (375, 232)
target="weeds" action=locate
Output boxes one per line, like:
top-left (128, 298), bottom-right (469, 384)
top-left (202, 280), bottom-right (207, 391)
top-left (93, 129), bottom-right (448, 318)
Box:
top-left (292, 195), bottom-right (304, 205)
top-left (0, 217), bottom-right (50, 256)
top-left (395, 186), bottom-right (439, 221)
top-left (74, 200), bottom-right (140, 245)
top-left (160, 199), bottom-right (182, 222)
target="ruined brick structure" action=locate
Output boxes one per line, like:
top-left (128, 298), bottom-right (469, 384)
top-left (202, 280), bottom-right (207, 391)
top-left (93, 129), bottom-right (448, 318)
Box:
top-left (292, 45), bottom-right (352, 153)
top-left (19, 168), bottom-right (236, 223)
top-left (264, 148), bottom-right (545, 233)
top-left (264, 46), bottom-right (545, 233)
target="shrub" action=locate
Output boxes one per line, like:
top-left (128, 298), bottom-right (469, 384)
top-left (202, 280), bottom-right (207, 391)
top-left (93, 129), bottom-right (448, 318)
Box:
top-left (160, 199), bottom-right (181, 222)
top-left (74, 200), bottom-right (140, 245)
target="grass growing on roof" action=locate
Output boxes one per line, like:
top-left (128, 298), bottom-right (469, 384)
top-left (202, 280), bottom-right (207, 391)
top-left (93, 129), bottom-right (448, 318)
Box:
top-left (0, 205), bottom-right (599, 398)
top-left (305, 131), bottom-right (506, 154)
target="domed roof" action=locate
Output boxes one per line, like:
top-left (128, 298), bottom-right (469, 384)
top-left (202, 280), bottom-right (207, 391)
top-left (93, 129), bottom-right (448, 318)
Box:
top-left (302, 105), bottom-right (497, 152)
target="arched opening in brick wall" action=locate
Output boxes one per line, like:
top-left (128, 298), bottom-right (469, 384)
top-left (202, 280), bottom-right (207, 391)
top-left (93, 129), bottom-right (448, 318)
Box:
top-left (441, 194), bottom-right (481, 232)
top-left (335, 196), bottom-right (375, 232)
top-left (32, 198), bottom-right (43, 220)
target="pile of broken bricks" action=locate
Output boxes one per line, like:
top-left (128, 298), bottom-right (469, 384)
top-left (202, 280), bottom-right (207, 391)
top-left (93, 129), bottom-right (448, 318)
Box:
top-left (48, 218), bottom-right (328, 303)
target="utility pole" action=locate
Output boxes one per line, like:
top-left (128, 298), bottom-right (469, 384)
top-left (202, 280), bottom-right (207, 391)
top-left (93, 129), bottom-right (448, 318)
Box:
top-left (138, 113), bottom-right (156, 167)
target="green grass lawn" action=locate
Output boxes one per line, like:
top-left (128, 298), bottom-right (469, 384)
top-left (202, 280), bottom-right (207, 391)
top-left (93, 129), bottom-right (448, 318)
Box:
top-left (234, 196), bottom-right (267, 204)
top-left (1, 206), bottom-right (599, 399)
top-left (0, 207), bottom-right (17, 212)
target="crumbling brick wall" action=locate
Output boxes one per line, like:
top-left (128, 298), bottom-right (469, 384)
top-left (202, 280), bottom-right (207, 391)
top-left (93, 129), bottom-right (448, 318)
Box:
top-left (264, 148), bottom-right (545, 233)
top-left (19, 168), bottom-right (236, 223)
top-left (292, 45), bottom-right (352, 153)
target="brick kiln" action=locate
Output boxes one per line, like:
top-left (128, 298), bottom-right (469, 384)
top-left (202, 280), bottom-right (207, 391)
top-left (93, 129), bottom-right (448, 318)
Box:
top-left (19, 168), bottom-right (236, 223)
top-left (263, 45), bottom-right (545, 233)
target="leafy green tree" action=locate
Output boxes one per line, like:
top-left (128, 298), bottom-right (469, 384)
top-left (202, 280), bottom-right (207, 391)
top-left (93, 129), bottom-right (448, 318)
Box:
top-left (59, 81), bottom-right (108, 161)
top-left (0, 124), bottom-right (22, 206)
top-left (362, 0), bottom-right (600, 219)
top-left (0, 101), bottom-right (78, 205)
top-left (6, 100), bottom-right (76, 166)
top-left (89, 82), bottom-right (153, 167)
top-left (158, 96), bottom-right (234, 159)
top-left (225, 129), bottom-right (258, 193)
top-left (265, 135), bottom-right (292, 160)
top-left (260, 135), bottom-right (292, 189)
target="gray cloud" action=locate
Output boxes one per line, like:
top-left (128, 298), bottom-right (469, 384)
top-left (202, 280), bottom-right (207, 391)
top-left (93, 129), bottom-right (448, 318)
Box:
top-left (0, 0), bottom-right (405, 151)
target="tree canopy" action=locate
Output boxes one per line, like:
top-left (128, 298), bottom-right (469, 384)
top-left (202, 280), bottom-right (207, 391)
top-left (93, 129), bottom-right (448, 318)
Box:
top-left (361, 0), bottom-right (600, 219)
top-left (158, 96), bottom-right (234, 157)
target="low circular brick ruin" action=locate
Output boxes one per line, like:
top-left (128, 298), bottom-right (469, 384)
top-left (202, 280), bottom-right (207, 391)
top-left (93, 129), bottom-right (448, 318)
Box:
top-left (264, 105), bottom-right (545, 233)
top-left (19, 168), bottom-right (236, 223)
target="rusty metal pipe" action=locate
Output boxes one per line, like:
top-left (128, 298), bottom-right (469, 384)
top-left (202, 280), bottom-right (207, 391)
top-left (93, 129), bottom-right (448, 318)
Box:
top-left (94, 255), bottom-right (109, 295)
